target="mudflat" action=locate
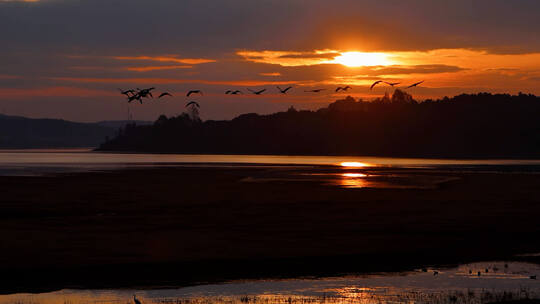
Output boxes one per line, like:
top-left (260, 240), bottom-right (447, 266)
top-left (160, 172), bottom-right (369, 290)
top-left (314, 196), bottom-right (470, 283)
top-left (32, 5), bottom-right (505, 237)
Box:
top-left (1, 165), bottom-right (539, 293)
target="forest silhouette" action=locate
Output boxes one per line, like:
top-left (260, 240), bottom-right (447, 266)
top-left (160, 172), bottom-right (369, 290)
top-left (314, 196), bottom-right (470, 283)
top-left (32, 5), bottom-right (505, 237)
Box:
top-left (98, 90), bottom-right (540, 158)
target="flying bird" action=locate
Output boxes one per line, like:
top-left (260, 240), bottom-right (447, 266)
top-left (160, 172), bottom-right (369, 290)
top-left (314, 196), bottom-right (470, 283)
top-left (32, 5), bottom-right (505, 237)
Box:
top-left (247, 88), bottom-right (266, 95)
top-left (405, 80), bottom-right (425, 89)
top-left (384, 81), bottom-right (401, 87)
top-left (187, 90), bottom-right (203, 97)
top-left (137, 87), bottom-right (155, 98)
top-left (277, 86), bottom-right (292, 94)
top-left (118, 89), bottom-right (136, 97)
top-left (127, 94), bottom-right (143, 104)
top-left (226, 90), bottom-right (243, 95)
top-left (158, 92), bottom-right (173, 98)
top-left (304, 89), bottom-right (326, 93)
top-left (336, 86), bottom-right (351, 92)
top-left (370, 80), bottom-right (384, 90)
top-left (133, 295), bottom-right (142, 304)
top-left (186, 101), bottom-right (200, 108)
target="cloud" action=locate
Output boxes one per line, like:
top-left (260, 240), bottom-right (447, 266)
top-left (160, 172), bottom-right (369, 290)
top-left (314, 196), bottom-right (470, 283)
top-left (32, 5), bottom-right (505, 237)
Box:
top-left (259, 72), bottom-right (281, 77)
top-left (369, 65), bottom-right (467, 75)
top-left (237, 50), bottom-right (337, 67)
top-left (50, 77), bottom-right (298, 87)
top-left (112, 56), bottom-right (216, 65)
top-left (125, 65), bottom-right (193, 72)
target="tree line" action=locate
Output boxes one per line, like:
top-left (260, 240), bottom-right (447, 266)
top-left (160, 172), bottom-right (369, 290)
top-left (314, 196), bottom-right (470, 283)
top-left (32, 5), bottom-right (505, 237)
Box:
top-left (98, 90), bottom-right (540, 158)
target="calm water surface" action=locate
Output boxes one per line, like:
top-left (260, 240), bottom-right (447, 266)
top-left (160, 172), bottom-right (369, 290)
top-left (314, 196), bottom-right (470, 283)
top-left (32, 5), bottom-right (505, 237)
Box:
top-left (1, 149), bottom-right (540, 176)
top-left (1, 261), bottom-right (539, 304)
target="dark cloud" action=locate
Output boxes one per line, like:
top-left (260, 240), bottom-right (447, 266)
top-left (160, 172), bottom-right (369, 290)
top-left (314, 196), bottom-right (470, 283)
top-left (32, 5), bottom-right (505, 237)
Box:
top-left (1, 0), bottom-right (539, 56)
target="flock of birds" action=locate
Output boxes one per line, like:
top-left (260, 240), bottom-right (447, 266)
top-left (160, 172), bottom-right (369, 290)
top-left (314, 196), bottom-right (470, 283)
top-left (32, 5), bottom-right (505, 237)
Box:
top-left (118, 80), bottom-right (427, 120)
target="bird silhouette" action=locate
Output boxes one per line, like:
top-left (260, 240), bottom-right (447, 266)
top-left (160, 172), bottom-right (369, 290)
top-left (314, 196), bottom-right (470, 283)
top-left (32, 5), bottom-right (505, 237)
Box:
top-left (133, 295), bottom-right (142, 304)
top-left (370, 80), bottom-right (383, 90)
top-left (158, 92), bottom-right (173, 98)
top-left (304, 89), bottom-right (326, 93)
top-left (187, 90), bottom-right (203, 97)
top-left (384, 81), bottom-right (401, 87)
top-left (247, 88), bottom-right (266, 95)
top-left (336, 86), bottom-right (351, 92)
top-left (405, 80), bottom-right (425, 89)
top-left (225, 90), bottom-right (243, 95)
top-left (277, 86), bottom-right (292, 94)
top-left (186, 101), bottom-right (200, 108)
top-left (137, 87), bottom-right (155, 98)
top-left (118, 89), bottom-right (136, 97)
top-left (127, 93), bottom-right (143, 104)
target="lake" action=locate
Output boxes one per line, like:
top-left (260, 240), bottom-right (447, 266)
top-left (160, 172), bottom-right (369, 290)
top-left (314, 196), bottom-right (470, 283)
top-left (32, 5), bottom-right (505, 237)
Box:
top-left (1, 149), bottom-right (540, 176)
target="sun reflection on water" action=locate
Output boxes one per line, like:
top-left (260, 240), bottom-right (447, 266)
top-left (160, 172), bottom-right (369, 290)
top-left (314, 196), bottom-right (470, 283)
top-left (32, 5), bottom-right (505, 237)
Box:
top-left (340, 162), bottom-right (370, 168)
top-left (340, 173), bottom-right (369, 188)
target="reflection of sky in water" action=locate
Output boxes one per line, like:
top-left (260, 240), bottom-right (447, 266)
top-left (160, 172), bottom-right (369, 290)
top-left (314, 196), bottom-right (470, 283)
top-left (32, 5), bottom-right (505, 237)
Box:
top-left (2, 261), bottom-right (539, 304)
top-left (296, 172), bottom-right (459, 189)
top-left (1, 149), bottom-right (540, 176)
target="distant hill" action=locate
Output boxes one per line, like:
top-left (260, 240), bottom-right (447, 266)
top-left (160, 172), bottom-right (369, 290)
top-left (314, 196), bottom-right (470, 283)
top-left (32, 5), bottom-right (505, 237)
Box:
top-left (0, 115), bottom-right (135, 148)
top-left (98, 91), bottom-right (540, 158)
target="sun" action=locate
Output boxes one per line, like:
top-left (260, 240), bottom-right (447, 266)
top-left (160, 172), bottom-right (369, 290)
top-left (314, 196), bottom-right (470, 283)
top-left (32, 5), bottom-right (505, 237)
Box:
top-left (332, 52), bottom-right (392, 67)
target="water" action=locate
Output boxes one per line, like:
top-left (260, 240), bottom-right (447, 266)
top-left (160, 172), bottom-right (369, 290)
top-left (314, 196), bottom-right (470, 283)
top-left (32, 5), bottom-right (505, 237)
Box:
top-left (1, 150), bottom-right (540, 302)
top-left (1, 149), bottom-right (540, 177)
top-left (1, 261), bottom-right (539, 304)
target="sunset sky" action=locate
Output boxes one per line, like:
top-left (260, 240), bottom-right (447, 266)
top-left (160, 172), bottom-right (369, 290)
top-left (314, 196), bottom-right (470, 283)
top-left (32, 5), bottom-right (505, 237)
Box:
top-left (1, 0), bottom-right (540, 122)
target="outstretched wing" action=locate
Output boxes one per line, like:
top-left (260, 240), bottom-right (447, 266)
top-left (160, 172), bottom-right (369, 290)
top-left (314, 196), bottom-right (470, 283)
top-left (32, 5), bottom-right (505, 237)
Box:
top-left (406, 80), bottom-right (425, 89)
top-left (370, 80), bottom-right (383, 90)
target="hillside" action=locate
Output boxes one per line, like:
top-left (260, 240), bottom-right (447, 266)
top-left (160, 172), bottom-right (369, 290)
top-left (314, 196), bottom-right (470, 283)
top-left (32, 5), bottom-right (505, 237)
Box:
top-left (98, 91), bottom-right (540, 158)
top-left (0, 115), bottom-right (118, 148)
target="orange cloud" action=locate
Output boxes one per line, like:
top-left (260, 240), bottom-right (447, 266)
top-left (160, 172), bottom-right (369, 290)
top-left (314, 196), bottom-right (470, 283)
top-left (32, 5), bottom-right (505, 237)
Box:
top-left (126, 65), bottom-right (193, 72)
top-left (259, 72), bottom-right (281, 76)
top-left (113, 56), bottom-right (216, 65)
top-left (237, 50), bottom-right (340, 67)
